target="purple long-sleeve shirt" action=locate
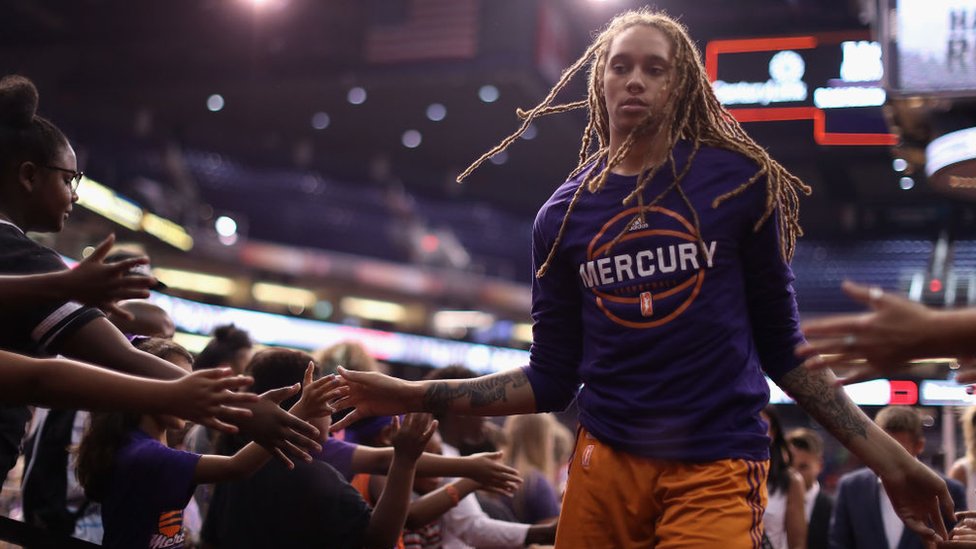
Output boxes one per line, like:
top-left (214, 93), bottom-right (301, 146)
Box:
top-left (524, 141), bottom-right (804, 462)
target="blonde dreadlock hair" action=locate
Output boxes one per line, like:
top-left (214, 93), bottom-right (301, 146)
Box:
top-left (457, 8), bottom-right (811, 278)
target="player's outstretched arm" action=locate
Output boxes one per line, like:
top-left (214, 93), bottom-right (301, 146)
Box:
top-left (330, 367), bottom-right (537, 431)
top-left (777, 365), bottom-right (954, 544)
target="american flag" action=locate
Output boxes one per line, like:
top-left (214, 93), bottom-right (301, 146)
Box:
top-left (364, 0), bottom-right (480, 64)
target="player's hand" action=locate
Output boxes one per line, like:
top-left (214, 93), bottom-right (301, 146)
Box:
top-left (879, 456), bottom-right (954, 545)
top-left (329, 367), bottom-right (420, 432)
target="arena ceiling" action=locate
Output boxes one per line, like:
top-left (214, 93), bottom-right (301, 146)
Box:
top-left (0, 0), bottom-right (960, 238)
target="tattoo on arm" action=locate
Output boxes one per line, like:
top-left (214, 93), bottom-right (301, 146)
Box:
top-left (777, 367), bottom-right (867, 444)
top-left (422, 370), bottom-right (530, 415)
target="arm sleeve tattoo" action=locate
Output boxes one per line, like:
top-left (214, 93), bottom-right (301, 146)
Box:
top-left (776, 367), bottom-right (867, 443)
top-left (422, 370), bottom-right (530, 416)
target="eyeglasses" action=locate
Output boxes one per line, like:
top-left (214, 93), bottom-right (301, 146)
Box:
top-left (43, 165), bottom-right (84, 193)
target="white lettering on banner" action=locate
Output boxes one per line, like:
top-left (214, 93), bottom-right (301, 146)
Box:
top-left (714, 50), bottom-right (808, 106)
top-left (840, 41), bottom-right (883, 82)
top-left (813, 86), bottom-right (886, 109)
top-left (814, 40), bottom-right (886, 109)
top-left (713, 80), bottom-right (808, 105)
top-left (579, 241), bottom-right (717, 288)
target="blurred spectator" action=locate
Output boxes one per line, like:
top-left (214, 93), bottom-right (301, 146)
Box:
top-left (787, 428), bottom-right (833, 549)
top-left (949, 407), bottom-right (976, 511)
top-left (314, 341), bottom-right (387, 376)
top-left (761, 405), bottom-right (807, 549)
top-left (830, 406), bottom-right (966, 549)
top-left (499, 414), bottom-right (560, 524)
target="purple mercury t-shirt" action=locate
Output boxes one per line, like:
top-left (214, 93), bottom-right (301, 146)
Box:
top-left (524, 141), bottom-right (805, 462)
top-left (101, 429), bottom-right (200, 549)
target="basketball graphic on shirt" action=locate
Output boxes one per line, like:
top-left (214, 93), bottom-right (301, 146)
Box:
top-left (154, 510), bottom-right (185, 541)
top-left (580, 205), bottom-right (713, 329)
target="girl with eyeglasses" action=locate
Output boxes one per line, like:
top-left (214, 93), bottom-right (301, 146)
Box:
top-left (0, 74), bottom-right (322, 483)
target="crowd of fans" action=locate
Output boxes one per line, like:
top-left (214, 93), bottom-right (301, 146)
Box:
top-left (7, 28), bottom-right (976, 546)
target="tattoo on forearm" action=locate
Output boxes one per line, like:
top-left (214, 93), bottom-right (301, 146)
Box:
top-left (777, 367), bottom-right (867, 443)
top-left (422, 370), bottom-right (529, 415)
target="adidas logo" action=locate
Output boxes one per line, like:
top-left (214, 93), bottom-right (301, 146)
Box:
top-left (628, 217), bottom-right (648, 231)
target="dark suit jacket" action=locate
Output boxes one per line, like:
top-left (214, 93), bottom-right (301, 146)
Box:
top-left (829, 467), bottom-right (967, 549)
top-left (808, 488), bottom-right (834, 549)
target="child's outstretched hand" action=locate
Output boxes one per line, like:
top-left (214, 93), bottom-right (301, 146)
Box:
top-left (169, 367), bottom-right (257, 432)
top-left (390, 413), bottom-right (437, 462)
top-left (67, 234), bottom-right (156, 319)
top-left (289, 362), bottom-right (338, 420)
top-left (234, 384), bottom-right (322, 468)
top-left (465, 451), bottom-right (523, 496)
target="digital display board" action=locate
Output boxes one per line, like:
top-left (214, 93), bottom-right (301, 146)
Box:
top-left (883, 0), bottom-right (976, 96)
top-left (706, 32), bottom-right (896, 146)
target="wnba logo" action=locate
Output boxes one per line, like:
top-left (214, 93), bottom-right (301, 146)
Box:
top-left (579, 206), bottom-right (717, 329)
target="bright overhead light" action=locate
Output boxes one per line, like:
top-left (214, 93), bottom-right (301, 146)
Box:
top-left (311, 112), bottom-right (330, 130)
top-left (340, 297), bottom-right (407, 323)
top-left (432, 310), bottom-right (495, 330)
top-left (207, 94), bottom-right (225, 112)
top-left (489, 151), bottom-right (508, 165)
top-left (899, 176), bottom-right (915, 190)
top-left (478, 85), bottom-right (499, 103)
top-left (426, 103), bottom-right (447, 121)
top-left (252, 282), bottom-right (317, 309)
top-left (347, 87), bottom-right (367, 105)
top-left (402, 130), bottom-right (422, 149)
top-left (892, 157), bottom-right (908, 172)
top-left (521, 123), bottom-right (538, 140)
top-left (215, 215), bottom-right (238, 237)
top-left (153, 268), bottom-right (236, 296)
top-left (511, 322), bottom-right (533, 344)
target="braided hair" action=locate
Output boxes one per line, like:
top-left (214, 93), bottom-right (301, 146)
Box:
top-left (457, 8), bottom-right (810, 277)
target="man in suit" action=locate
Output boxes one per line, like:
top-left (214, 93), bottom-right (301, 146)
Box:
top-left (830, 406), bottom-right (967, 549)
top-left (789, 428), bottom-right (834, 549)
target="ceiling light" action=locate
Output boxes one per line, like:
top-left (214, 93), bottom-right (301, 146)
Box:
top-left (207, 94), bottom-right (225, 112)
top-left (215, 215), bottom-right (238, 237)
top-left (340, 297), bottom-right (407, 323)
top-left (489, 151), bottom-right (508, 165)
top-left (478, 85), bottom-right (499, 103)
top-left (153, 268), bottom-right (236, 296)
top-left (347, 87), bottom-right (367, 105)
top-left (426, 103), bottom-right (447, 121)
top-left (311, 112), bottom-right (330, 130)
top-left (252, 282), bottom-right (317, 309)
top-left (402, 130), bottom-right (422, 149)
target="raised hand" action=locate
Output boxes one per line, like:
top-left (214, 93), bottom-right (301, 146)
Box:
top-left (796, 281), bottom-right (938, 384)
top-left (390, 413), bottom-right (438, 462)
top-left (289, 362), bottom-right (337, 420)
top-left (329, 366), bottom-right (420, 432)
top-left (464, 451), bottom-right (522, 495)
top-left (169, 367), bottom-right (257, 432)
top-left (67, 234), bottom-right (156, 319)
top-left (232, 384), bottom-right (322, 468)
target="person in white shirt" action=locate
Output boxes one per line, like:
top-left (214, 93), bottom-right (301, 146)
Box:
top-left (787, 428), bottom-right (833, 549)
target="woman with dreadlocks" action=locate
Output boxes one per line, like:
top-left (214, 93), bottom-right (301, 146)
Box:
top-left (329, 9), bottom-right (954, 548)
